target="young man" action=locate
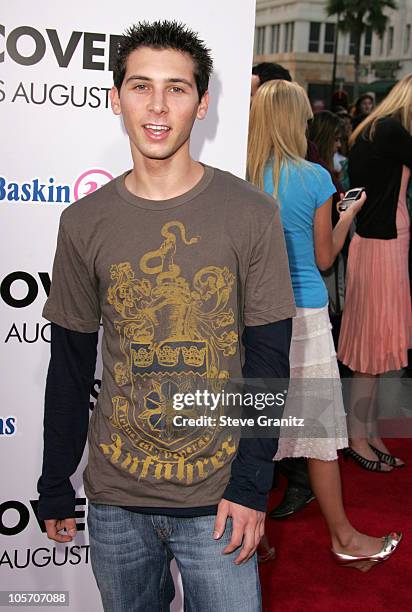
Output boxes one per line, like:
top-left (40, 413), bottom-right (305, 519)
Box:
top-left (250, 62), bottom-right (292, 99)
top-left (38, 21), bottom-right (295, 611)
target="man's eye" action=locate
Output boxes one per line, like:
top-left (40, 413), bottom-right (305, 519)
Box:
top-left (134, 84), bottom-right (148, 90)
top-left (170, 86), bottom-right (184, 93)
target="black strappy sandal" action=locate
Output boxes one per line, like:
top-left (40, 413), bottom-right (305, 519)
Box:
top-left (369, 444), bottom-right (405, 468)
top-left (343, 447), bottom-right (391, 472)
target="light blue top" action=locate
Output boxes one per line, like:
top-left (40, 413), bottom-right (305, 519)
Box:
top-left (264, 161), bottom-right (336, 308)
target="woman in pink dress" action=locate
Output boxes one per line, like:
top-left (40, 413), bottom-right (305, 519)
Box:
top-left (338, 74), bottom-right (412, 470)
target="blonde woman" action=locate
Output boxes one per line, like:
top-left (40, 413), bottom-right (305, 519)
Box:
top-left (248, 79), bottom-right (401, 570)
top-left (338, 75), bottom-right (412, 470)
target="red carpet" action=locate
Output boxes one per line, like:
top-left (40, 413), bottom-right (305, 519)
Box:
top-left (260, 439), bottom-right (411, 611)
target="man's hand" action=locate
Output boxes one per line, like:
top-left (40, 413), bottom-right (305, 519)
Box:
top-left (44, 518), bottom-right (77, 543)
top-left (213, 499), bottom-right (265, 565)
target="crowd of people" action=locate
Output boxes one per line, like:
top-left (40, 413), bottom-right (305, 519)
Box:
top-left (37, 21), bottom-right (410, 611)
top-left (250, 62), bottom-right (411, 568)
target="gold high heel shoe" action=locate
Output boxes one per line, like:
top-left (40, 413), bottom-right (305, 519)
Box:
top-left (332, 532), bottom-right (402, 572)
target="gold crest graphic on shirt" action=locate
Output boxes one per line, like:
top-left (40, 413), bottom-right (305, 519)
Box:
top-left (101, 221), bottom-right (238, 483)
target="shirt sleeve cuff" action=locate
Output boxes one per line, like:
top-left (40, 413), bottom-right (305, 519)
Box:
top-left (222, 482), bottom-right (269, 512)
top-left (37, 491), bottom-right (76, 521)
top-left (222, 453), bottom-right (275, 512)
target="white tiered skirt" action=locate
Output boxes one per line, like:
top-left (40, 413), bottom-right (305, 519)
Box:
top-left (275, 305), bottom-right (348, 461)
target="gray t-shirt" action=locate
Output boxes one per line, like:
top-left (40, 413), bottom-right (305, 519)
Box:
top-left (43, 165), bottom-right (295, 508)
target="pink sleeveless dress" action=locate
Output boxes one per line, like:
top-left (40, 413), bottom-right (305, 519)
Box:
top-left (338, 166), bottom-right (412, 374)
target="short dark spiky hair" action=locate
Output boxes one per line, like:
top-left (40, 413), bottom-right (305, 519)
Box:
top-left (113, 20), bottom-right (213, 99)
top-left (252, 62), bottom-right (292, 84)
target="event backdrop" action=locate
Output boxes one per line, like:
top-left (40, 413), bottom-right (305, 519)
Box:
top-left (0, 1), bottom-right (256, 610)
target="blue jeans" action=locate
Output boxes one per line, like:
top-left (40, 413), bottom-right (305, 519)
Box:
top-left (88, 503), bottom-right (262, 612)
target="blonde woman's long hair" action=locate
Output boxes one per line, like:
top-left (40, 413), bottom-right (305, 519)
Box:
top-left (247, 79), bottom-right (313, 198)
top-left (350, 73), bottom-right (412, 145)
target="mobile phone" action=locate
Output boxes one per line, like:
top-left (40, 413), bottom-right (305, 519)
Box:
top-left (338, 187), bottom-right (365, 212)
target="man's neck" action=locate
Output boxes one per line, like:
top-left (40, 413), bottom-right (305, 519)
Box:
top-left (125, 151), bottom-right (204, 201)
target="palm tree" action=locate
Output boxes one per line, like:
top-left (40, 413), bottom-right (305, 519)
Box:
top-left (326, 0), bottom-right (397, 100)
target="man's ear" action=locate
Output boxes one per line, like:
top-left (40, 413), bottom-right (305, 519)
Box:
top-left (110, 86), bottom-right (122, 116)
top-left (196, 91), bottom-right (209, 120)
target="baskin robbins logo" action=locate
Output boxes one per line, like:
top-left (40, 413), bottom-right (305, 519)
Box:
top-left (0, 169), bottom-right (114, 204)
top-left (0, 416), bottom-right (16, 436)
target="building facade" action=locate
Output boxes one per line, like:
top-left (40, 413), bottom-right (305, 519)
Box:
top-left (254, 0), bottom-right (412, 103)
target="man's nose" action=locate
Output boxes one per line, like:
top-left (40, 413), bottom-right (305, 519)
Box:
top-left (148, 90), bottom-right (168, 114)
